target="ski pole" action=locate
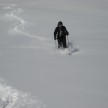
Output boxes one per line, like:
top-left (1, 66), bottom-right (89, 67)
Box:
top-left (67, 35), bottom-right (69, 48)
top-left (55, 39), bottom-right (57, 48)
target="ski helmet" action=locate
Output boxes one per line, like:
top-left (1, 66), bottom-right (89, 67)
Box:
top-left (58, 21), bottom-right (63, 26)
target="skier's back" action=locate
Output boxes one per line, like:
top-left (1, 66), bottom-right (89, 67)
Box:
top-left (54, 21), bottom-right (69, 48)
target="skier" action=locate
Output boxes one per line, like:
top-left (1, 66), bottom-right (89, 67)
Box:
top-left (54, 21), bottom-right (69, 48)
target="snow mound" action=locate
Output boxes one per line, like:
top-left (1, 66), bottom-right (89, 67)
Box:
top-left (0, 78), bottom-right (45, 108)
top-left (52, 40), bottom-right (79, 56)
top-left (52, 47), bottom-right (79, 56)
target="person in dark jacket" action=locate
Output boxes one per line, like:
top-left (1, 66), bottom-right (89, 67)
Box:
top-left (54, 21), bottom-right (69, 48)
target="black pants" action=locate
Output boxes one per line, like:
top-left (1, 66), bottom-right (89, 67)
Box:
top-left (58, 36), bottom-right (67, 48)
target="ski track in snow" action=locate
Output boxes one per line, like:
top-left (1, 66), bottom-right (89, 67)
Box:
top-left (0, 78), bottom-right (46, 108)
top-left (1, 4), bottom-right (47, 41)
top-left (0, 3), bottom-right (79, 56)
top-left (0, 4), bottom-right (55, 51)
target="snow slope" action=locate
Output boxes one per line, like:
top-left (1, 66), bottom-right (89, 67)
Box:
top-left (0, 0), bottom-right (108, 108)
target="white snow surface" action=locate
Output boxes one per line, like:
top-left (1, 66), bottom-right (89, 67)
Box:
top-left (0, 0), bottom-right (108, 108)
top-left (0, 78), bottom-right (45, 108)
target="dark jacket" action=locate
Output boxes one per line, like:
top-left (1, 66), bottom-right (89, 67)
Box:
top-left (54, 26), bottom-right (69, 40)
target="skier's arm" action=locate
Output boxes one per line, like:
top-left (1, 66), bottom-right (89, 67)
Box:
top-left (64, 26), bottom-right (69, 36)
top-left (66, 30), bottom-right (69, 36)
top-left (54, 27), bottom-right (57, 40)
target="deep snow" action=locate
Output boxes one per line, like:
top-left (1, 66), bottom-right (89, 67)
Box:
top-left (0, 0), bottom-right (108, 108)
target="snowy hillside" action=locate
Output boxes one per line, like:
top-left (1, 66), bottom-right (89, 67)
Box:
top-left (0, 0), bottom-right (108, 108)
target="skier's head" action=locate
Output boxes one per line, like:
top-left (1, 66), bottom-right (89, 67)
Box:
top-left (58, 21), bottom-right (63, 27)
